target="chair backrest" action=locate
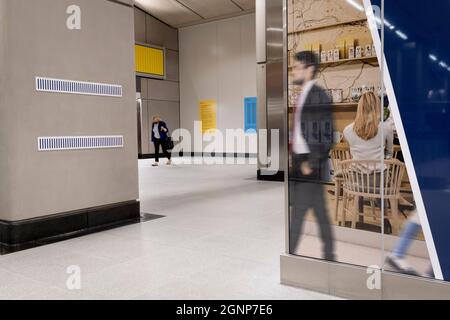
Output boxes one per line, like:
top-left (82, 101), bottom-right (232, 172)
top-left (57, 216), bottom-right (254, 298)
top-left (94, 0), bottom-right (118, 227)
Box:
top-left (330, 144), bottom-right (352, 172)
top-left (393, 145), bottom-right (401, 159)
top-left (340, 159), bottom-right (406, 199)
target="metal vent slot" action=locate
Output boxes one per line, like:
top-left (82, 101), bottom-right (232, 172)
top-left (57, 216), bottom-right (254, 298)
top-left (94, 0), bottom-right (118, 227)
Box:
top-left (35, 77), bottom-right (123, 97)
top-left (38, 136), bottom-right (124, 151)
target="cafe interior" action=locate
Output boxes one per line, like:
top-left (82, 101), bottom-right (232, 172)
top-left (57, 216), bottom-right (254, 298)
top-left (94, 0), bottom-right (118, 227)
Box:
top-left (287, 0), bottom-right (432, 277)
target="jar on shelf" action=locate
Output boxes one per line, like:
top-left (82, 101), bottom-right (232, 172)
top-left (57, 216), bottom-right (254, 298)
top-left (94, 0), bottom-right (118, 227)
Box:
top-left (332, 89), bottom-right (343, 103)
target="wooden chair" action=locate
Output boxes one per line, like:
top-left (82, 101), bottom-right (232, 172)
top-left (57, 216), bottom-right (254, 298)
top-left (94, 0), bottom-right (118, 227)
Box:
top-left (330, 144), bottom-right (352, 224)
top-left (393, 145), bottom-right (401, 160)
top-left (340, 159), bottom-right (406, 234)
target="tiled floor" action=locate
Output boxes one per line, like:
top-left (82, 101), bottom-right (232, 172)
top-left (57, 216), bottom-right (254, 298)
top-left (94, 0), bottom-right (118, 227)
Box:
top-left (0, 158), bottom-right (338, 300)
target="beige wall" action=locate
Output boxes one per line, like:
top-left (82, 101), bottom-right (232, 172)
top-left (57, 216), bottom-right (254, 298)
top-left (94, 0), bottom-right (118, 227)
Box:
top-left (179, 14), bottom-right (257, 154)
top-left (0, 0), bottom-right (139, 221)
top-left (134, 7), bottom-right (180, 155)
top-left (0, 0), bottom-right (9, 216)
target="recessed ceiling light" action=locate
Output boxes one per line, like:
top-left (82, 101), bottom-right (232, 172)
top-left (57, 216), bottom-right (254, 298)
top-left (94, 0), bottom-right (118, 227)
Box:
top-left (429, 54), bottom-right (438, 62)
top-left (346, 0), bottom-right (364, 12)
top-left (395, 30), bottom-right (408, 40)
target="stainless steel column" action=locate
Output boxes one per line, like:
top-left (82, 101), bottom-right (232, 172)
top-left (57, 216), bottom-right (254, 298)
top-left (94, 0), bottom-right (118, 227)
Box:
top-left (136, 93), bottom-right (143, 157)
top-left (256, 0), bottom-right (287, 181)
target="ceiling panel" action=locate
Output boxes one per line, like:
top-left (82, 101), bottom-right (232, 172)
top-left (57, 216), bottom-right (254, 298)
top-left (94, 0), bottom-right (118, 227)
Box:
top-left (135, 0), bottom-right (255, 28)
top-left (178, 0), bottom-right (242, 19)
top-left (135, 0), bottom-right (201, 27)
top-left (231, 0), bottom-right (255, 11)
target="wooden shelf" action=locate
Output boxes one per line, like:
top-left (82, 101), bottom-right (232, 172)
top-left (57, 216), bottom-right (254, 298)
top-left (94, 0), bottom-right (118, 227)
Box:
top-left (288, 102), bottom-right (358, 113)
top-left (331, 102), bottom-right (359, 108)
top-left (289, 56), bottom-right (378, 69)
top-left (288, 18), bottom-right (367, 35)
top-left (320, 56), bottom-right (378, 68)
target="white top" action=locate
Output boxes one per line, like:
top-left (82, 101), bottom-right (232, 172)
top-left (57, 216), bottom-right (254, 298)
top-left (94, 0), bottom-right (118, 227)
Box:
top-left (385, 112), bottom-right (396, 134)
top-left (343, 122), bottom-right (394, 161)
top-left (292, 80), bottom-right (316, 154)
top-left (153, 123), bottom-right (160, 139)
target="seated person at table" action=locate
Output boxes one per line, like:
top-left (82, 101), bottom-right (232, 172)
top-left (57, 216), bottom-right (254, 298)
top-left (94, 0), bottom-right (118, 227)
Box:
top-left (343, 92), bottom-right (394, 223)
top-left (343, 91), bottom-right (393, 161)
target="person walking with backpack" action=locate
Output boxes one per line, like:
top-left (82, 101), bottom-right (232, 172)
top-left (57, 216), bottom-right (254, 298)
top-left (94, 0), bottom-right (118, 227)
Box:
top-left (151, 116), bottom-right (172, 166)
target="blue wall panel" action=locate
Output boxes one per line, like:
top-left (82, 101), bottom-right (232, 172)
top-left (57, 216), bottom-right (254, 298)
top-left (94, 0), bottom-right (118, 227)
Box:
top-left (244, 97), bottom-right (257, 133)
top-left (380, 0), bottom-right (450, 280)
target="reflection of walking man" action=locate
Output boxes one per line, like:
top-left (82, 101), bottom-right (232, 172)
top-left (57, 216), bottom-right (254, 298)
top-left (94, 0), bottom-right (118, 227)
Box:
top-left (289, 51), bottom-right (335, 261)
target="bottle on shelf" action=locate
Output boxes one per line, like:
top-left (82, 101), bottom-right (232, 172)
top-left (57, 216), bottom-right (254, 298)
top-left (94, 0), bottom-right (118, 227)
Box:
top-left (355, 46), bottom-right (363, 58)
top-left (365, 44), bottom-right (372, 57)
top-left (348, 46), bottom-right (355, 59)
top-left (333, 49), bottom-right (340, 61)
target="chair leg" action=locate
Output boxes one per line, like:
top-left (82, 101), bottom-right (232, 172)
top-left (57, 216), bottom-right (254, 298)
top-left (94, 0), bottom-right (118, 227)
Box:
top-left (352, 196), bottom-right (359, 229)
top-left (342, 191), bottom-right (348, 227)
top-left (390, 199), bottom-right (400, 235)
top-left (371, 200), bottom-right (376, 220)
top-left (334, 181), bottom-right (341, 224)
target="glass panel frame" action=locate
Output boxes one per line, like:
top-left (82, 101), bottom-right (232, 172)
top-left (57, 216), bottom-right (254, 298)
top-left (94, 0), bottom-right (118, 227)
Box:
top-left (286, 0), bottom-right (385, 269)
top-left (284, 0), bottom-right (449, 285)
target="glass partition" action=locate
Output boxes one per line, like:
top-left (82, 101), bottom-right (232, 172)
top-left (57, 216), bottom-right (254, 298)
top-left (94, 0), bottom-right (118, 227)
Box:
top-left (287, 0), bottom-right (383, 268)
top-left (287, 0), bottom-right (448, 283)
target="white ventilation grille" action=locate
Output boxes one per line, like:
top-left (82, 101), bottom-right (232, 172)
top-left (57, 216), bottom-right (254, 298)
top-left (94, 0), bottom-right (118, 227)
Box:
top-left (38, 136), bottom-right (124, 151)
top-left (35, 77), bottom-right (123, 97)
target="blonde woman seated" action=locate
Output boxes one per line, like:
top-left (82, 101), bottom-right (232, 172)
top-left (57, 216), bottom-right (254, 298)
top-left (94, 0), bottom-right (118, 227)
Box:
top-left (343, 91), bottom-right (394, 225)
top-left (344, 91), bottom-right (394, 162)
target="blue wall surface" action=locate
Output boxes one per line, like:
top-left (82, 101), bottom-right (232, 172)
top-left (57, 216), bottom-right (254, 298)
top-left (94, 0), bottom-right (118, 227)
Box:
top-left (378, 0), bottom-right (450, 280)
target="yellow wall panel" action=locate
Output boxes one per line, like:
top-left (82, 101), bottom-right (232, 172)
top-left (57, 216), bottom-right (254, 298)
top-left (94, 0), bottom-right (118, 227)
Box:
top-left (135, 45), bottom-right (165, 77)
top-left (199, 100), bottom-right (217, 134)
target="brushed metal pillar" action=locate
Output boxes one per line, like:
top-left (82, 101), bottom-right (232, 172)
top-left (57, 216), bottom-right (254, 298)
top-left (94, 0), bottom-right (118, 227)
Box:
top-left (136, 93), bottom-right (143, 157)
top-left (256, 0), bottom-right (287, 181)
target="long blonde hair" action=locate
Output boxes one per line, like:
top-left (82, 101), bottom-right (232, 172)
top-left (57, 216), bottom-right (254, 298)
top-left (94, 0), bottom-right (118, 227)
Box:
top-left (353, 92), bottom-right (381, 140)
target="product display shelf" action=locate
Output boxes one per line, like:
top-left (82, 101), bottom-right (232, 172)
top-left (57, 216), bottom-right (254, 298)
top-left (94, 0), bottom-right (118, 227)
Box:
top-left (288, 18), bottom-right (367, 35)
top-left (288, 56), bottom-right (378, 69)
top-left (288, 102), bottom-right (358, 113)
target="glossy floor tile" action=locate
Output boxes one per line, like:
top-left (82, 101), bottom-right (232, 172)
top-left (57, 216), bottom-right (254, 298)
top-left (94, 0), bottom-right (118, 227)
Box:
top-left (0, 158), bottom-right (338, 300)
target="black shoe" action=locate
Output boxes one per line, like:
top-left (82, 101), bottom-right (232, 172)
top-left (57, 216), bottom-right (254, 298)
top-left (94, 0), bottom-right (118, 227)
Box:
top-left (324, 253), bottom-right (337, 262)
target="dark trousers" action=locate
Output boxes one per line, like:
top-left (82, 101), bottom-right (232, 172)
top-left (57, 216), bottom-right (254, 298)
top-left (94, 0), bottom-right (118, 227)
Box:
top-left (289, 181), bottom-right (335, 261)
top-left (154, 139), bottom-right (171, 162)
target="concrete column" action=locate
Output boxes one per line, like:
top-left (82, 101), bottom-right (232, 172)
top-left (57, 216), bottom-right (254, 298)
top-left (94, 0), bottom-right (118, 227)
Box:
top-left (0, 0), bottom-right (139, 249)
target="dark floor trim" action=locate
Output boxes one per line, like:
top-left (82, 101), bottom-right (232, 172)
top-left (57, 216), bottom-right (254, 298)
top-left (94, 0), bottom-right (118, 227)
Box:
top-left (139, 152), bottom-right (257, 159)
top-left (257, 169), bottom-right (285, 182)
top-left (139, 153), bottom-right (160, 160)
top-left (0, 201), bottom-right (140, 255)
top-left (189, 152), bottom-right (257, 158)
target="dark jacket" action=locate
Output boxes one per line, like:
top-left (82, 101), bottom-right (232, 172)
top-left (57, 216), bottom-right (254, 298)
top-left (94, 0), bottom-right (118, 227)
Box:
top-left (151, 121), bottom-right (169, 142)
top-left (292, 84), bottom-right (334, 180)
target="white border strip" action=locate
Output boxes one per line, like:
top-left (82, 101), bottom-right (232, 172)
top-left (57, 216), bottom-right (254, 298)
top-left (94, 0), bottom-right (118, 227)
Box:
top-left (35, 76), bottom-right (123, 97)
top-left (364, 0), bottom-right (443, 280)
top-left (38, 135), bottom-right (124, 152)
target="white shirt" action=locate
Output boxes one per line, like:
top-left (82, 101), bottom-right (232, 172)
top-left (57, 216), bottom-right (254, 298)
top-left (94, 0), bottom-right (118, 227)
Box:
top-left (385, 112), bottom-right (396, 134)
top-left (292, 80), bottom-right (316, 154)
top-left (153, 123), bottom-right (160, 139)
top-left (343, 122), bottom-right (394, 161)
top-left (292, 80), bottom-right (317, 154)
